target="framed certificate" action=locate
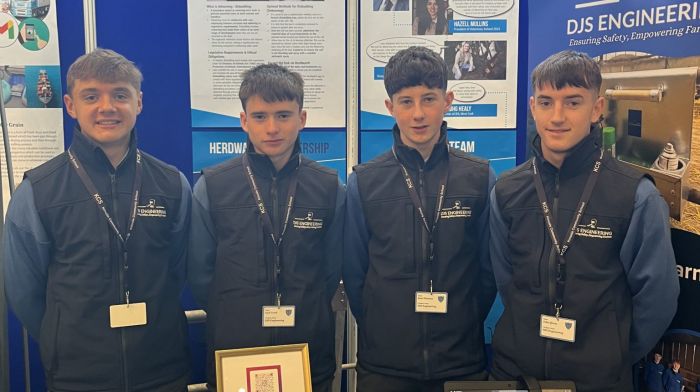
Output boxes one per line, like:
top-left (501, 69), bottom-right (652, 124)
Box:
top-left (215, 343), bottom-right (312, 392)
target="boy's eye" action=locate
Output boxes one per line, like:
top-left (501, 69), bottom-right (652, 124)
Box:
top-left (82, 95), bottom-right (97, 103)
top-left (399, 99), bottom-right (412, 105)
top-left (252, 114), bottom-right (266, 121)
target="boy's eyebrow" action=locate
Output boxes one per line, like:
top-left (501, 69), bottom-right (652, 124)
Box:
top-left (77, 87), bottom-right (133, 95)
top-left (535, 93), bottom-right (584, 100)
top-left (249, 110), bottom-right (294, 115)
top-left (77, 88), bottom-right (99, 95)
top-left (394, 91), bottom-right (439, 100)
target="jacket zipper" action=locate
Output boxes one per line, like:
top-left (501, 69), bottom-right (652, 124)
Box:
top-left (111, 173), bottom-right (130, 392)
top-left (271, 175), bottom-right (279, 346)
top-left (418, 167), bottom-right (430, 378)
top-left (544, 173), bottom-right (559, 379)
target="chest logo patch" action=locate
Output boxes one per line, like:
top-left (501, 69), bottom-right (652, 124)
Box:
top-left (575, 218), bottom-right (613, 239)
top-left (137, 199), bottom-right (167, 218)
top-left (293, 211), bottom-right (324, 230)
top-left (440, 200), bottom-right (472, 220)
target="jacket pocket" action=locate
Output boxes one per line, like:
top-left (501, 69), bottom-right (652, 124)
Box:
top-left (556, 307), bottom-right (623, 388)
top-left (39, 306), bottom-right (60, 373)
top-left (217, 207), bottom-right (267, 287)
top-left (507, 209), bottom-right (544, 291)
top-left (287, 207), bottom-right (329, 276)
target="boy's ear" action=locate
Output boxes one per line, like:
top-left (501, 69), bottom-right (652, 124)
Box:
top-left (240, 111), bottom-right (249, 134)
top-left (136, 91), bottom-right (143, 115)
top-left (590, 94), bottom-right (604, 123)
top-left (300, 109), bottom-right (307, 128)
top-left (64, 94), bottom-right (77, 119)
top-left (385, 98), bottom-right (394, 116)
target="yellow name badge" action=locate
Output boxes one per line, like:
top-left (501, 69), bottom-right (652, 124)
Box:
top-left (109, 302), bottom-right (147, 328)
top-left (415, 292), bottom-right (448, 314)
top-left (540, 314), bottom-right (576, 343)
top-left (262, 306), bottom-right (296, 327)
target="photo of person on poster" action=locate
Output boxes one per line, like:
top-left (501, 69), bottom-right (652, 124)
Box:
top-left (452, 41), bottom-right (474, 80)
top-left (412, 0), bottom-right (449, 35)
top-left (444, 40), bottom-right (506, 81)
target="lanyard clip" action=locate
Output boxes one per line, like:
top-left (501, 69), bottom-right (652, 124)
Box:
top-left (429, 279), bottom-right (433, 293)
top-left (125, 290), bottom-right (130, 307)
top-left (554, 303), bottom-right (562, 319)
top-left (275, 293), bottom-right (282, 307)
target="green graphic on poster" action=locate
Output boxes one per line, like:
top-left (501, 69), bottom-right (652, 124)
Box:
top-left (17, 17), bottom-right (49, 51)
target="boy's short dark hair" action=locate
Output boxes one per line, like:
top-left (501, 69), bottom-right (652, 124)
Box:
top-left (384, 46), bottom-right (448, 98)
top-left (66, 48), bottom-right (143, 95)
top-left (531, 50), bottom-right (602, 93)
top-left (239, 63), bottom-right (304, 111)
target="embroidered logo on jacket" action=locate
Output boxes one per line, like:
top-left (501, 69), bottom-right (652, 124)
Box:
top-left (575, 218), bottom-right (612, 239)
top-left (137, 199), bottom-right (167, 218)
top-left (293, 211), bottom-right (324, 230)
top-left (439, 200), bottom-right (472, 219)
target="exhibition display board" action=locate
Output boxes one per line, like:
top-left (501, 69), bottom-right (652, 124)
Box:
top-left (187, 0), bottom-right (347, 181)
top-left (360, 0), bottom-right (519, 130)
top-left (358, 0), bottom-right (519, 175)
top-left (0, 0), bottom-right (63, 212)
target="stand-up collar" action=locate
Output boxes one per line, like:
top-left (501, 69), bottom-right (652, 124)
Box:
top-left (245, 137), bottom-right (301, 179)
top-left (69, 126), bottom-right (138, 174)
top-left (532, 126), bottom-right (602, 178)
top-left (392, 121), bottom-right (449, 170)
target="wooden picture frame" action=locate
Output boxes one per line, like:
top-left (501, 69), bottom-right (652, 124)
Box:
top-left (215, 343), bottom-right (312, 392)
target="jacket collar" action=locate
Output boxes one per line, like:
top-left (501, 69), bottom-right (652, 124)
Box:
top-left (245, 137), bottom-right (301, 179)
top-left (532, 126), bottom-right (602, 178)
top-left (69, 125), bottom-right (138, 174)
top-left (392, 121), bottom-right (449, 170)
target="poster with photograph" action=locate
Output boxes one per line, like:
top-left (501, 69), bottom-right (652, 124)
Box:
top-left (187, 0), bottom-right (345, 128)
top-left (0, 0), bottom-right (63, 213)
top-left (360, 0), bottom-right (519, 130)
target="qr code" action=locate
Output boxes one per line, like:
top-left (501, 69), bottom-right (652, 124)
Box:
top-left (254, 373), bottom-right (278, 392)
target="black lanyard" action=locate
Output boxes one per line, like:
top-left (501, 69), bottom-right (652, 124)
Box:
top-left (68, 148), bottom-right (142, 304)
top-left (531, 150), bottom-right (603, 317)
top-left (242, 154), bottom-right (299, 306)
top-left (392, 147), bottom-right (448, 292)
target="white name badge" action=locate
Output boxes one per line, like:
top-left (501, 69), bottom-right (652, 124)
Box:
top-left (415, 292), bottom-right (448, 314)
top-left (262, 306), bottom-right (296, 327)
top-left (109, 302), bottom-right (147, 328)
top-left (540, 314), bottom-right (576, 342)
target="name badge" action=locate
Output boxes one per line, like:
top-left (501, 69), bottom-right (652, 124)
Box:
top-left (109, 302), bottom-right (147, 328)
top-left (415, 291), bottom-right (448, 313)
top-left (262, 305), bottom-right (296, 327)
top-left (540, 314), bottom-right (576, 342)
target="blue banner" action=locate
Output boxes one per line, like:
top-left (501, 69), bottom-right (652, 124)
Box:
top-left (360, 130), bottom-right (516, 175)
top-left (445, 104), bottom-right (498, 118)
top-left (529, 0), bottom-right (700, 73)
top-left (192, 130), bottom-right (347, 182)
top-left (450, 19), bottom-right (507, 34)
